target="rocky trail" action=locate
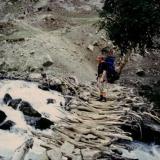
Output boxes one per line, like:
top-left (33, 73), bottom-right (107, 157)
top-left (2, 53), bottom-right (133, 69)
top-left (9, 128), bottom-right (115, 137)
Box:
top-left (36, 77), bottom-right (158, 160)
top-left (0, 74), bottom-right (159, 160)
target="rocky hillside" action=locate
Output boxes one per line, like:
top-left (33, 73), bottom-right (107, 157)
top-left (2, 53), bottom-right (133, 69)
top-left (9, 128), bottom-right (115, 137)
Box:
top-left (0, 0), bottom-right (107, 82)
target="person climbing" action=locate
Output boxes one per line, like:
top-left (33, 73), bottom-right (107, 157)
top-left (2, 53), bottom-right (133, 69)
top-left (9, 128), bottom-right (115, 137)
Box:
top-left (96, 49), bottom-right (108, 102)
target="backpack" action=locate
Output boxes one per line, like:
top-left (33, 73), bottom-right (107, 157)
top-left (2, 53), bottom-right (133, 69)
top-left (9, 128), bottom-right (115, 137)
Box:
top-left (105, 56), bottom-right (120, 83)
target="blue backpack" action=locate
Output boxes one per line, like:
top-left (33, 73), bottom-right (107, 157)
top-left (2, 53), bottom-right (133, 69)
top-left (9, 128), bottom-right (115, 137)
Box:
top-left (105, 56), bottom-right (120, 83)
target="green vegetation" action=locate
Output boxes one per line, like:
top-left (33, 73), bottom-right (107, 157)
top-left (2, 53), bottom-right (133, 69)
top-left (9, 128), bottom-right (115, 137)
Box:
top-left (99, 0), bottom-right (160, 55)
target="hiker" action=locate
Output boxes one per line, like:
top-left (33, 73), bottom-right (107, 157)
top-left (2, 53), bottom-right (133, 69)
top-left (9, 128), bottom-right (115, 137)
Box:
top-left (96, 50), bottom-right (108, 102)
top-left (96, 46), bottom-right (121, 102)
top-left (104, 47), bottom-right (120, 84)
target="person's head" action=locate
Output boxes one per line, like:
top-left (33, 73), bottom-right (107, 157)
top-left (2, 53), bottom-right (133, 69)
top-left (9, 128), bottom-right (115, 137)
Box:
top-left (101, 46), bottom-right (115, 56)
top-left (96, 55), bottom-right (105, 63)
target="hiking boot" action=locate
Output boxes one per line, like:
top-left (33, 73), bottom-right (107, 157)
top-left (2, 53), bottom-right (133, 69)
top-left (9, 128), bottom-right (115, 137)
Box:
top-left (97, 95), bottom-right (103, 101)
top-left (102, 97), bottom-right (107, 102)
top-left (97, 96), bottom-right (107, 102)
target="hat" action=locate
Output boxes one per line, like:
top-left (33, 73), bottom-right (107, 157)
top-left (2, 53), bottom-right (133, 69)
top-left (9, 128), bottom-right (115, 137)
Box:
top-left (101, 47), bottom-right (110, 53)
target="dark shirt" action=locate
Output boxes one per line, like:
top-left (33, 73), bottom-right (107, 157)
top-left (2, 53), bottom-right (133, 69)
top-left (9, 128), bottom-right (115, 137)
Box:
top-left (98, 61), bottom-right (107, 77)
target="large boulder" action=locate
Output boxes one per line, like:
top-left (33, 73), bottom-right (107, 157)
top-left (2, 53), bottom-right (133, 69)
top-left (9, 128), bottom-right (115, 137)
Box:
top-left (19, 101), bottom-right (41, 117)
top-left (3, 93), bottom-right (12, 104)
top-left (0, 110), bottom-right (7, 123)
top-left (35, 118), bottom-right (54, 130)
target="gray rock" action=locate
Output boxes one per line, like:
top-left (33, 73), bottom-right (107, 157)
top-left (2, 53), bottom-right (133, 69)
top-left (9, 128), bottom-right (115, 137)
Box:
top-left (61, 141), bottom-right (75, 156)
top-left (47, 146), bottom-right (62, 160)
top-left (72, 149), bottom-right (82, 160)
top-left (87, 44), bottom-right (94, 52)
top-left (81, 149), bottom-right (101, 160)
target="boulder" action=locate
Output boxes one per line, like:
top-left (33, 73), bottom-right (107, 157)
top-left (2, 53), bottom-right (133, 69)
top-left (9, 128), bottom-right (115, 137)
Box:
top-left (0, 120), bottom-right (15, 130)
top-left (47, 146), bottom-right (62, 160)
top-left (81, 149), bottom-right (101, 160)
top-left (35, 118), bottom-right (54, 130)
top-left (8, 99), bottom-right (22, 109)
top-left (19, 101), bottom-right (41, 117)
top-left (61, 141), bottom-right (75, 156)
top-left (0, 110), bottom-right (7, 123)
top-left (3, 93), bottom-right (12, 104)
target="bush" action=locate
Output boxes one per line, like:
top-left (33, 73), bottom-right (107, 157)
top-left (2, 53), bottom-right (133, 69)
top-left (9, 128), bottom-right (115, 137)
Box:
top-left (99, 0), bottom-right (160, 55)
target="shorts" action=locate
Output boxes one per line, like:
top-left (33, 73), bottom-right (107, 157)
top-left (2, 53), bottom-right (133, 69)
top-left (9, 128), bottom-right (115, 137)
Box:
top-left (97, 77), bottom-right (108, 93)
